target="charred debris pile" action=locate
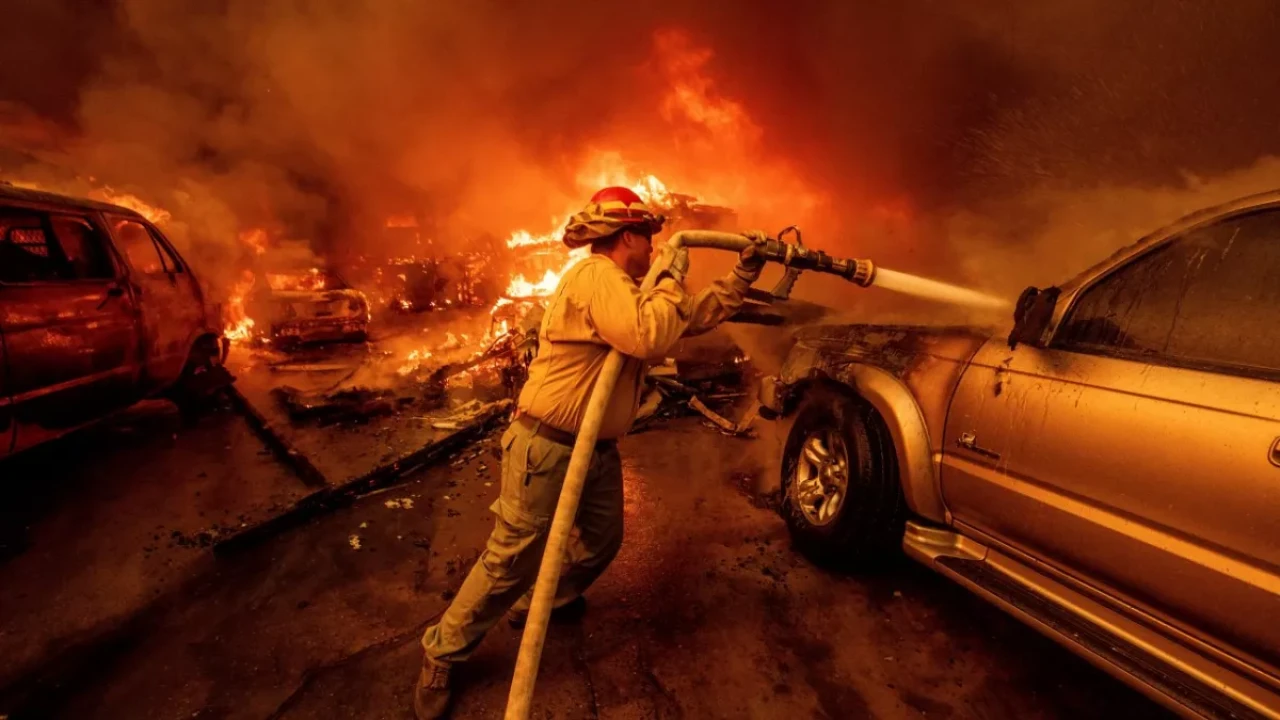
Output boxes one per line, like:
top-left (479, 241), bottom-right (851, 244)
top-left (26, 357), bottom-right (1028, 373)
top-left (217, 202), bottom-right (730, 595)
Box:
top-left (255, 296), bottom-right (764, 439)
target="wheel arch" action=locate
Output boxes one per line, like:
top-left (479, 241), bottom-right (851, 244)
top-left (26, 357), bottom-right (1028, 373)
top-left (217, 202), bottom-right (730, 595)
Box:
top-left (784, 365), bottom-right (947, 524)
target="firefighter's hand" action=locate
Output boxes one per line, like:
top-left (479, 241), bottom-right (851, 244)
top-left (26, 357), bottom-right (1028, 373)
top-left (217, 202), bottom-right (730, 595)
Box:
top-left (654, 245), bottom-right (690, 286)
top-left (734, 230), bottom-right (768, 283)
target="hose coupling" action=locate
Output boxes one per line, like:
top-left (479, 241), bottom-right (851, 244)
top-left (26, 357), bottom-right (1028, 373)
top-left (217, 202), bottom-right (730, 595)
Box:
top-left (850, 258), bottom-right (876, 287)
top-left (759, 239), bottom-right (876, 287)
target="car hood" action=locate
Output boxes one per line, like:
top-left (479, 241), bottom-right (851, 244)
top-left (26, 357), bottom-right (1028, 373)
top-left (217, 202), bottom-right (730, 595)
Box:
top-left (264, 288), bottom-right (369, 324)
top-left (790, 323), bottom-right (990, 375)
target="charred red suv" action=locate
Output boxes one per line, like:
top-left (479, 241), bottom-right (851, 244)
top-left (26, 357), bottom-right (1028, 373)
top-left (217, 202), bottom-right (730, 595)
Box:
top-left (0, 184), bottom-right (226, 458)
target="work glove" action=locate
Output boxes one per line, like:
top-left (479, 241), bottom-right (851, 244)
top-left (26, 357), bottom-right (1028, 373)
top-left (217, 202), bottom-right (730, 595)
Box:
top-left (733, 230), bottom-right (769, 284)
top-left (653, 244), bottom-right (690, 287)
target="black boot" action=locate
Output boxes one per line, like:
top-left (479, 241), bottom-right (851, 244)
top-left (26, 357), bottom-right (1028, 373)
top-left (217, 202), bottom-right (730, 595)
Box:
top-left (413, 658), bottom-right (452, 720)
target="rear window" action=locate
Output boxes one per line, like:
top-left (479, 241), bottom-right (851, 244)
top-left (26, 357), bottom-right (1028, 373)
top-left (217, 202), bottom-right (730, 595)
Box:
top-left (50, 215), bottom-right (115, 280)
top-left (0, 208), bottom-right (115, 283)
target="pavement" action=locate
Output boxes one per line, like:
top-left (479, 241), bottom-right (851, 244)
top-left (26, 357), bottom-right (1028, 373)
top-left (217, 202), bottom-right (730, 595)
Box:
top-left (0, 405), bottom-right (1171, 719)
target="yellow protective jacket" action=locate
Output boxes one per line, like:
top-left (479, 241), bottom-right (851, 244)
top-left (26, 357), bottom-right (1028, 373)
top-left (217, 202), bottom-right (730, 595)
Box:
top-left (517, 254), bottom-right (751, 439)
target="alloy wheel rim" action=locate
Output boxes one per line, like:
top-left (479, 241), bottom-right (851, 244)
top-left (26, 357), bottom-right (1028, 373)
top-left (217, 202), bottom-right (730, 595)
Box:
top-left (792, 429), bottom-right (849, 527)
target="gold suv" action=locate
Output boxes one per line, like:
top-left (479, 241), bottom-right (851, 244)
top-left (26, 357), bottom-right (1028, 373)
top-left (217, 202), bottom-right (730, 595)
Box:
top-left (760, 191), bottom-right (1280, 719)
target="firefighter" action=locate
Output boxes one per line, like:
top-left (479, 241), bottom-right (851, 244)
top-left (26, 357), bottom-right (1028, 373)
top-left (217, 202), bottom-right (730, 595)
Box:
top-left (413, 186), bottom-right (766, 719)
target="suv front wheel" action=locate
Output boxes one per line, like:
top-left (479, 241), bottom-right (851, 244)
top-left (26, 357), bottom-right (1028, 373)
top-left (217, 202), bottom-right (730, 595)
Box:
top-left (780, 387), bottom-right (906, 569)
top-left (169, 335), bottom-right (232, 421)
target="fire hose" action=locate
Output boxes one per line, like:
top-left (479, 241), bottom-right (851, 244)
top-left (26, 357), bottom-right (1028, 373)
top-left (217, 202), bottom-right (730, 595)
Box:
top-left (503, 230), bottom-right (875, 719)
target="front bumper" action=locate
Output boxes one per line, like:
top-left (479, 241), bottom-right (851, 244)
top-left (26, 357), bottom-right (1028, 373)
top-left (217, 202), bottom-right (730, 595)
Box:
top-left (757, 375), bottom-right (789, 420)
top-left (272, 318), bottom-right (368, 343)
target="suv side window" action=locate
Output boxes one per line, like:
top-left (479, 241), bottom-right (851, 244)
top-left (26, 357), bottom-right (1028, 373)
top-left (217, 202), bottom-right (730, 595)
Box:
top-left (0, 208), bottom-right (68, 283)
top-left (1055, 207), bottom-right (1280, 377)
top-left (109, 216), bottom-right (181, 275)
top-left (50, 215), bottom-right (116, 280)
top-left (147, 226), bottom-right (184, 273)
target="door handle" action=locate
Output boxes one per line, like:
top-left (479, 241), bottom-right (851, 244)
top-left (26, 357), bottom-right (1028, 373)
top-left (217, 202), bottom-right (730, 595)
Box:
top-left (958, 431), bottom-right (1001, 460)
top-left (1270, 437), bottom-right (1280, 468)
top-left (97, 284), bottom-right (126, 310)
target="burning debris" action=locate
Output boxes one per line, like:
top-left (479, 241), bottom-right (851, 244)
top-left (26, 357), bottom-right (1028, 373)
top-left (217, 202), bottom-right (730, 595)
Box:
top-left (688, 396), bottom-right (759, 438)
top-left (272, 385), bottom-right (414, 425)
top-left (383, 254), bottom-right (501, 313)
top-left (630, 351), bottom-right (758, 435)
top-left (428, 399), bottom-right (514, 431)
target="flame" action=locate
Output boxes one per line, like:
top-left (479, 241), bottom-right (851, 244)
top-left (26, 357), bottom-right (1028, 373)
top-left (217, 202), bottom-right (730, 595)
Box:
top-left (506, 226), bottom-right (562, 249)
top-left (87, 188), bottom-right (174, 225)
top-left (654, 29), bottom-right (761, 144)
top-left (266, 268), bottom-right (329, 292)
top-left (239, 228), bottom-right (268, 255)
top-left (386, 214), bottom-right (418, 228)
top-left (505, 246), bottom-right (590, 298)
top-left (8, 180), bottom-right (173, 225)
top-left (500, 166), bottom-right (668, 300)
top-left (391, 30), bottom-right (831, 378)
top-left (397, 348), bottom-right (432, 375)
top-left (223, 270), bottom-right (257, 343)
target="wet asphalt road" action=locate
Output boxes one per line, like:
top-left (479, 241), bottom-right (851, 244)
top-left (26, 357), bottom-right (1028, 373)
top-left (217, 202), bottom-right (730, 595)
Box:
top-left (0, 408), bottom-right (1171, 719)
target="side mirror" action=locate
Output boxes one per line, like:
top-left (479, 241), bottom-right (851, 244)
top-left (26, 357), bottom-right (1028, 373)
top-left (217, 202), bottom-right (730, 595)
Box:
top-left (1008, 286), bottom-right (1059, 349)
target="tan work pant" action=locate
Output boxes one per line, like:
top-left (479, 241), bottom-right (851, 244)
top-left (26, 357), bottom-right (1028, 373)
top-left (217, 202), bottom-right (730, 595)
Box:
top-left (421, 419), bottom-right (624, 665)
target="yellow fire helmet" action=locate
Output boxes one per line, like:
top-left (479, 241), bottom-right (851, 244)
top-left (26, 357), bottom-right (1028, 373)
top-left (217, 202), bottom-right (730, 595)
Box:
top-left (561, 186), bottom-right (666, 249)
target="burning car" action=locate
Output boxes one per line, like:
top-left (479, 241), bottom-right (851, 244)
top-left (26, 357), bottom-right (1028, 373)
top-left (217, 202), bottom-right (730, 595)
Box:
top-left (760, 191), bottom-right (1280, 718)
top-left (385, 254), bottom-right (500, 313)
top-left (246, 264), bottom-right (370, 347)
top-left (0, 184), bottom-right (227, 458)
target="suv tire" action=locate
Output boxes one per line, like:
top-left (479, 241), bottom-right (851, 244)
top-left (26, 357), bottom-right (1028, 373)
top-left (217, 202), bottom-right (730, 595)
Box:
top-left (170, 336), bottom-right (230, 422)
top-left (780, 387), bottom-right (906, 569)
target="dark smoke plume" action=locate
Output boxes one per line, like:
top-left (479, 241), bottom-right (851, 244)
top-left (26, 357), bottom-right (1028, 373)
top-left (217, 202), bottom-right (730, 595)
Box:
top-left (3, 0), bottom-right (1280, 310)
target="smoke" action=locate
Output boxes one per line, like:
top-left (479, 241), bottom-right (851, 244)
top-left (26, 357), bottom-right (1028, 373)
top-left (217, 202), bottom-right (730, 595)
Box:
top-left (3, 0), bottom-right (1280, 315)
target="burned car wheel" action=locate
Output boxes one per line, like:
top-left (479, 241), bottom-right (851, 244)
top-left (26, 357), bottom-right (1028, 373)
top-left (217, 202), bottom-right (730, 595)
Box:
top-left (170, 336), bottom-right (231, 421)
top-left (781, 387), bottom-right (906, 569)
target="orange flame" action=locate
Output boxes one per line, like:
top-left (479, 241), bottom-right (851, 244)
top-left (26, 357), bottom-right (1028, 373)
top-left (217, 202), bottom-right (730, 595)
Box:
top-left (8, 180), bottom-right (173, 225)
top-left (87, 188), bottom-right (173, 225)
top-left (239, 228), bottom-right (268, 255)
top-left (394, 30), bottom-right (827, 376)
top-left (223, 270), bottom-right (257, 343)
top-left (654, 29), bottom-right (762, 144)
top-left (266, 268), bottom-right (329, 292)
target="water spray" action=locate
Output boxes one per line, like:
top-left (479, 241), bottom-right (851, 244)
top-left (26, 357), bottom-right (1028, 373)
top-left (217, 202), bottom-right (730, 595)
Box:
top-left (504, 229), bottom-right (1003, 719)
top-left (665, 230), bottom-right (1008, 311)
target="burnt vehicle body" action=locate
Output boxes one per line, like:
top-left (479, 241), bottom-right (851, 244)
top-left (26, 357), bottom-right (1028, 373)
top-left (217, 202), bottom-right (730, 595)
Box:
top-left (248, 267), bottom-right (370, 346)
top-left (387, 254), bottom-right (499, 312)
top-left (0, 185), bottom-right (225, 458)
top-left (761, 192), bottom-right (1280, 719)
